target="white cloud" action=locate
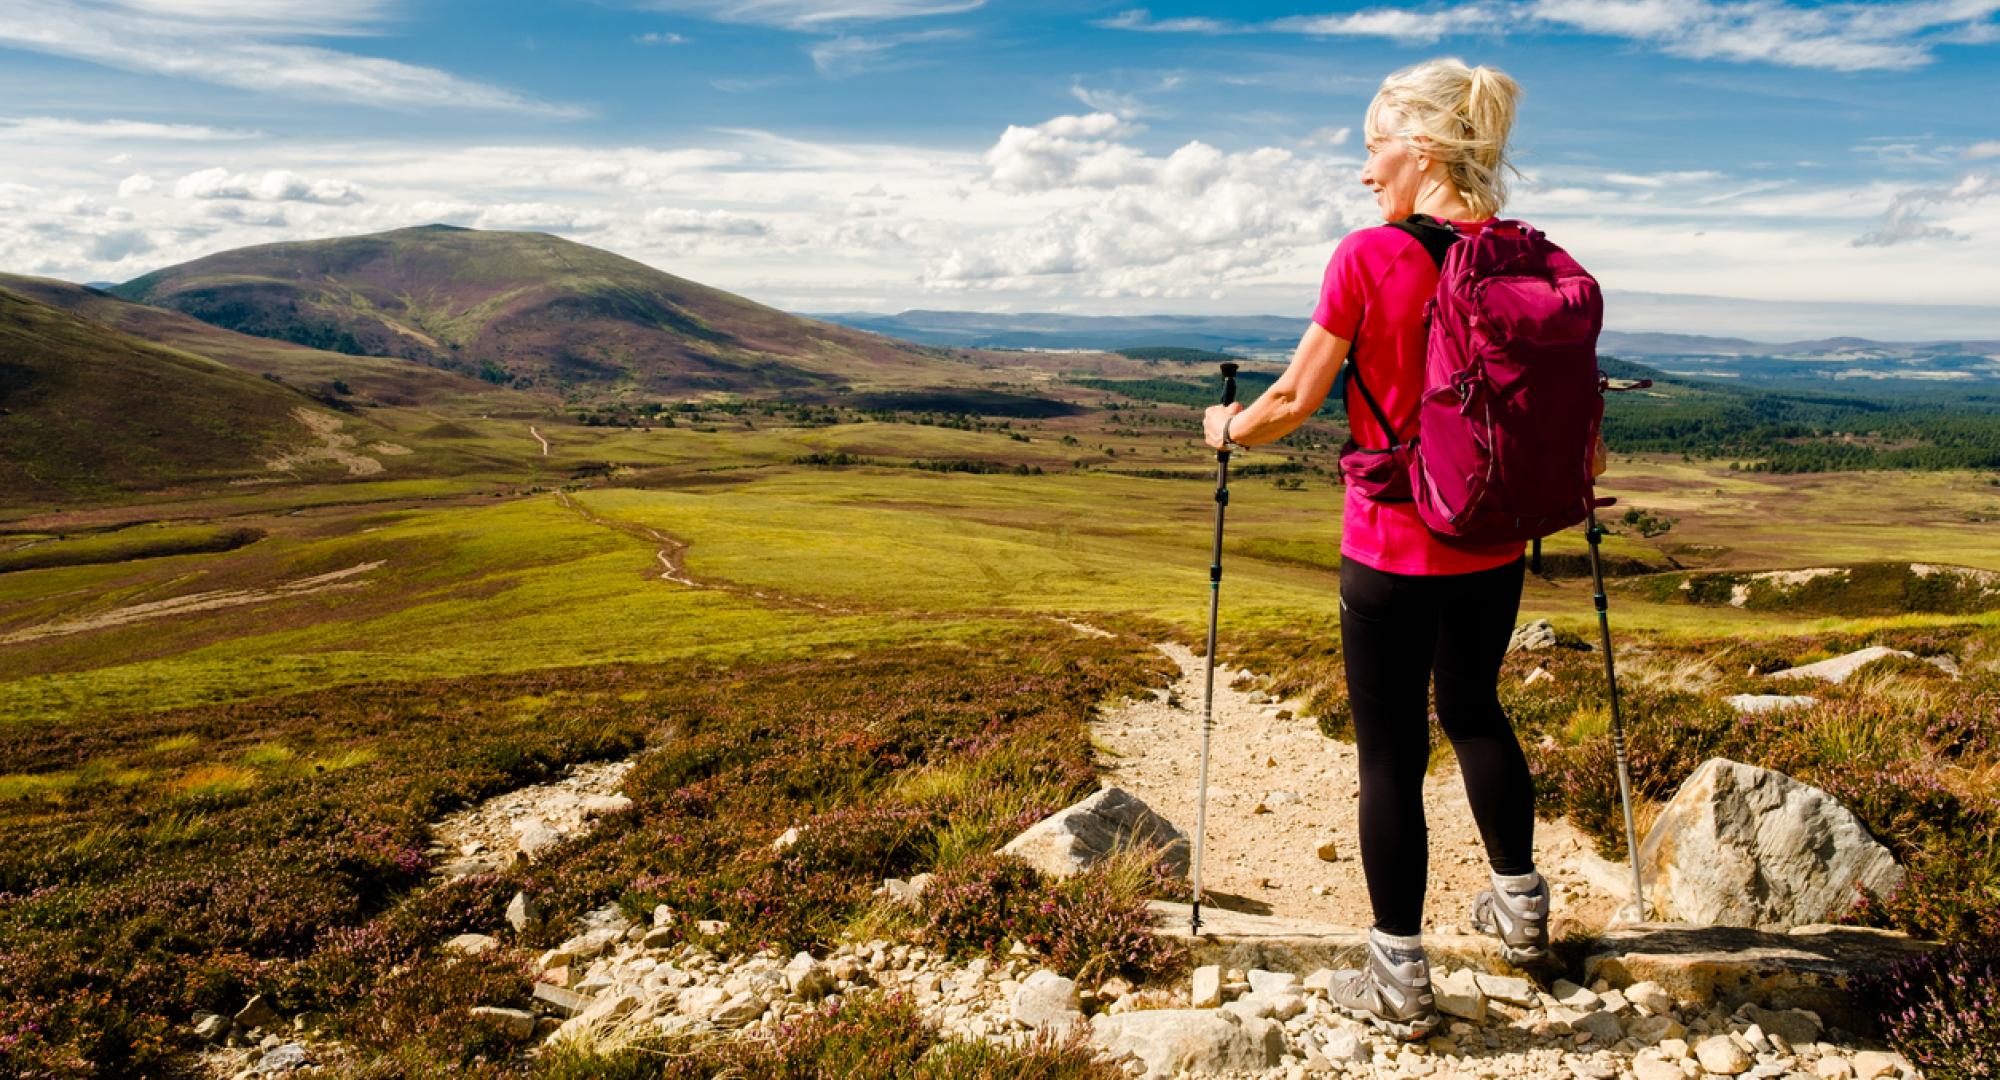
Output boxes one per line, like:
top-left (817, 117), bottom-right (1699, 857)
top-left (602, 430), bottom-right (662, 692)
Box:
top-left (1271, 6), bottom-right (1504, 42)
top-left (1307, 126), bottom-right (1352, 147)
top-left (635, 31), bottom-right (689, 44)
top-left (116, 173), bottom-right (156, 196)
top-left (1854, 170), bottom-right (1996, 246)
top-left (638, 0), bottom-right (983, 29)
top-left (1093, 9), bottom-right (1242, 33)
top-left (0, 0), bottom-right (582, 114)
top-left (7, 112), bottom-right (1999, 328)
top-left (0, 116), bottom-right (262, 141)
top-left (1964, 140), bottom-right (2000, 160)
top-left (1103, 0), bottom-right (2000, 71)
top-left (1070, 83), bottom-right (1143, 118)
top-left (172, 167), bottom-right (362, 204)
top-left (808, 27), bottom-right (964, 75)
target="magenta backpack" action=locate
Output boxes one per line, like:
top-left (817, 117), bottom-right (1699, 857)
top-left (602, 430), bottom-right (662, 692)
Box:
top-left (1336, 214), bottom-right (1607, 546)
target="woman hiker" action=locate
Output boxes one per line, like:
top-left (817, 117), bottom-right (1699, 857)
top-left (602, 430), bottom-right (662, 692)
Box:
top-left (1203, 57), bottom-right (1594, 1041)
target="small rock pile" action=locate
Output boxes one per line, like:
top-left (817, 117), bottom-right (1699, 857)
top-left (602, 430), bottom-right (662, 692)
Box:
top-left (190, 993), bottom-right (352, 1077)
top-left (429, 759), bottom-right (636, 878)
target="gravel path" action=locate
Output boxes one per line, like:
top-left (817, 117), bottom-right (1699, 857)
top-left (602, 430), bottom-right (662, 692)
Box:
top-left (1092, 642), bottom-right (1625, 938)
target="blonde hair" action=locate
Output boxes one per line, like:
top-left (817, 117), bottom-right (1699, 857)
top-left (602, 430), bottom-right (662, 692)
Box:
top-left (1365, 58), bottom-right (1522, 220)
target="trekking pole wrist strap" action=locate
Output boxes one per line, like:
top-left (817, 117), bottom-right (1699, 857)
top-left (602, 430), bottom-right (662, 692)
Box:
top-left (1222, 415), bottom-right (1247, 451)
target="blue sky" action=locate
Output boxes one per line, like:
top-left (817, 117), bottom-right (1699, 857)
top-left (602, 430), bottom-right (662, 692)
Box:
top-left (1, 0), bottom-right (1996, 339)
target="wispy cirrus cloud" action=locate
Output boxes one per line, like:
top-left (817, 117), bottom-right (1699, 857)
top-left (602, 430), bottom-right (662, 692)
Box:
top-left (0, 116), bottom-right (262, 141)
top-left (0, 0), bottom-right (584, 115)
top-left (1101, 0), bottom-right (2000, 70)
top-left (808, 27), bottom-right (966, 75)
top-left (636, 0), bottom-right (983, 30)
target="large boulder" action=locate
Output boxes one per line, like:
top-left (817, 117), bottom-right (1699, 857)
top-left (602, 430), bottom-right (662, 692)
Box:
top-left (1769, 646), bottom-right (1928, 685)
top-left (1638, 759), bottom-right (1902, 928)
top-left (999, 787), bottom-right (1189, 879)
top-left (1090, 1009), bottom-right (1284, 1078)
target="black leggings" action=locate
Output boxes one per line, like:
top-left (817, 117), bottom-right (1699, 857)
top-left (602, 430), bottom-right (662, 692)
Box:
top-left (1339, 554), bottom-right (1535, 937)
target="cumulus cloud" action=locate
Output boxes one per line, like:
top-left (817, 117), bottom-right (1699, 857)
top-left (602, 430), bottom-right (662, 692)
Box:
top-left (172, 167), bottom-right (363, 204)
top-left (116, 173), bottom-right (157, 196)
top-left (927, 114), bottom-right (1362, 297)
top-left (983, 113), bottom-right (1149, 193)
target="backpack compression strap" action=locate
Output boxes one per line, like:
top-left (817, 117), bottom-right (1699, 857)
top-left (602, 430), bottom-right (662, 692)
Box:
top-left (1331, 214), bottom-right (1462, 449)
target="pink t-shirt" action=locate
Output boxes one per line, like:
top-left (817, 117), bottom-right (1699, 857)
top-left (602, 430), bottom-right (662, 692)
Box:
top-left (1310, 218), bottom-right (1527, 576)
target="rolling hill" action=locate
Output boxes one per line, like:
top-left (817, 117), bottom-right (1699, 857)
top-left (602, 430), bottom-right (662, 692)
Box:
top-left (112, 225), bottom-right (959, 394)
top-left (0, 273), bottom-right (503, 410)
top-left (0, 286), bottom-right (393, 501)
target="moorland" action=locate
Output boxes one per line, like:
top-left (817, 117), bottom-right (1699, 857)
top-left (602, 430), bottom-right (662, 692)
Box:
top-left (1, 225), bottom-right (1996, 1077)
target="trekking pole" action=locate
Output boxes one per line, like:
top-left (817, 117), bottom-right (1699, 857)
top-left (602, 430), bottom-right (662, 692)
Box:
top-left (1584, 504), bottom-right (1648, 920)
top-left (1191, 360), bottom-right (1238, 936)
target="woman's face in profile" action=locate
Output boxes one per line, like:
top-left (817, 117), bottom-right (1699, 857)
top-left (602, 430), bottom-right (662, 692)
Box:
top-left (1360, 105), bottom-right (1424, 223)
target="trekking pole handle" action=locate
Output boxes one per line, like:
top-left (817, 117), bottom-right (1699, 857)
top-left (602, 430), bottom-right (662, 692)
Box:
top-left (1219, 362), bottom-right (1239, 406)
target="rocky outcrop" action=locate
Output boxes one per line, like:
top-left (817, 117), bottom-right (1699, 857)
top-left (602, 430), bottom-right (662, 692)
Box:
top-left (998, 786), bottom-right (1189, 879)
top-left (1507, 619), bottom-right (1558, 653)
top-left (1639, 759), bottom-right (1902, 929)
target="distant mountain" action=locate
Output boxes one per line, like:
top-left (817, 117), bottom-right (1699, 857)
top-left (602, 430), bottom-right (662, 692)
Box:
top-left (810, 310), bottom-right (2000, 384)
top-left (809, 310), bottom-right (1304, 354)
top-left (0, 273), bottom-right (499, 409)
top-left (114, 225), bottom-right (958, 394)
top-left (0, 285), bottom-right (367, 500)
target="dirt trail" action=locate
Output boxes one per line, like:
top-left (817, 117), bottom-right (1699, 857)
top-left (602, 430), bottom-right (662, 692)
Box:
top-left (529, 425), bottom-right (550, 457)
top-left (0, 561), bottom-right (385, 645)
top-left (1093, 641), bottom-right (1624, 937)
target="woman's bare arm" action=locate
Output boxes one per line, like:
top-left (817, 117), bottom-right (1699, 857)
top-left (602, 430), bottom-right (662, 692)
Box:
top-left (1203, 322), bottom-right (1352, 449)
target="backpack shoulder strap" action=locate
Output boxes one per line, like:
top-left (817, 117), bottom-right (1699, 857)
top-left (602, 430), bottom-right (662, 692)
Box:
top-left (1389, 212), bottom-right (1461, 270)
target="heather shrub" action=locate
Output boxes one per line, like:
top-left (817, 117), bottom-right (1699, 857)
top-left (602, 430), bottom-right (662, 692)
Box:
top-left (919, 851), bottom-right (1183, 984)
top-left (1873, 944), bottom-right (2000, 1079)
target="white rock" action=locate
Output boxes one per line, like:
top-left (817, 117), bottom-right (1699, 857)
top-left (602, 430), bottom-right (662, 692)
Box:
top-left (1091, 1009), bottom-right (1284, 1080)
top-left (1508, 619), bottom-right (1557, 652)
top-left (1815, 1056), bottom-right (1856, 1080)
top-left (1554, 979), bottom-right (1600, 1010)
top-left (1247, 970), bottom-right (1299, 997)
top-left (443, 933), bottom-right (500, 956)
top-left (1191, 964), bottom-right (1223, 1009)
top-left (999, 787), bottom-right (1189, 879)
top-left (1524, 666), bottom-right (1555, 687)
top-left (1634, 1056), bottom-right (1683, 1080)
top-left (1851, 1051), bottom-right (1904, 1080)
top-left (1725, 694), bottom-right (1818, 715)
top-left (581, 794), bottom-right (633, 818)
top-left (469, 1006), bottom-right (535, 1040)
top-left (1432, 969), bottom-right (1486, 1022)
top-left (1770, 646), bottom-right (1916, 685)
top-left (1625, 980), bottom-right (1674, 1015)
top-left (711, 992), bottom-right (763, 1028)
top-left (772, 826), bottom-right (802, 852)
top-left (1473, 973), bottom-right (1536, 1006)
top-left (1012, 969), bottom-right (1081, 1029)
top-left (1736, 1004), bottom-right (1823, 1047)
top-left (1695, 1034), bottom-right (1752, 1075)
top-left (1317, 1027), bottom-right (1367, 1063)
top-left (1639, 758), bottom-right (1904, 928)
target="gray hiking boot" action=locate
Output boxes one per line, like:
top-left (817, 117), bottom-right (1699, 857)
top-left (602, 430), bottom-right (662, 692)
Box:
top-left (1469, 869), bottom-right (1551, 968)
top-left (1327, 929), bottom-right (1441, 1041)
